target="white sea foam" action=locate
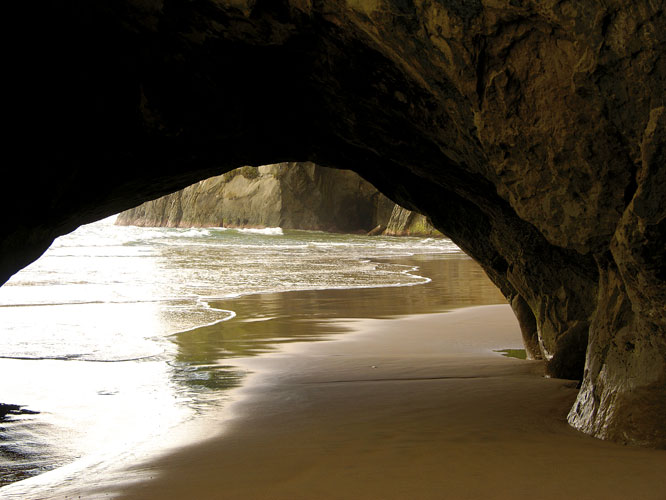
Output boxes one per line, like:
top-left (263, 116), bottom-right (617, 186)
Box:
top-left (235, 227), bottom-right (284, 235)
top-left (0, 218), bottom-right (466, 490)
top-left (177, 228), bottom-right (212, 238)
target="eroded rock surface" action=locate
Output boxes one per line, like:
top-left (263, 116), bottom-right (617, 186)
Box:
top-left (383, 205), bottom-right (442, 237)
top-left (116, 163), bottom-right (393, 233)
top-left (3, 1), bottom-right (664, 446)
top-left (116, 162), bottom-right (437, 236)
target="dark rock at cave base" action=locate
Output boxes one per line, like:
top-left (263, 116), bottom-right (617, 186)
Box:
top-left (0, 404), bottom-right (40, 420)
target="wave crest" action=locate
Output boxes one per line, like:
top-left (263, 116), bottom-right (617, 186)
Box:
top-left (235, 227), bottom-right (283, 236)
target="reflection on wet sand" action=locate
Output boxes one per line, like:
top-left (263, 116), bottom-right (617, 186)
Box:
top-left (119, 279), bottom-right (666, 500)
top-left (169, 255), bottom-right (505, 406)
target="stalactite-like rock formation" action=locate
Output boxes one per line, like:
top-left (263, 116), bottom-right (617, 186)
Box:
top-left (3, 1), bottom-right (664, 446)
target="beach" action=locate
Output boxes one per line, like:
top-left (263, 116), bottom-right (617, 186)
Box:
top-left (0, 225), bottom-right (461, 491)
top-left (102, 305), bottom-right (665, 499)
top-left (2, 244), bottom-right (665, 499)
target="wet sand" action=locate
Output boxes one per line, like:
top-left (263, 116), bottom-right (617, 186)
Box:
top-left (5, 255), bottom-right (664, 499)
top-left (108, 304), bottom-right (666, 500)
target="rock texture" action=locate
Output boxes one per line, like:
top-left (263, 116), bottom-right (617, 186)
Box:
top-left (383, 205), bottom-right (442, 237)
top-left (116, 162), bottom-right (438, 236)
top-left (116, 163), bottom-right (394, 233)
top-left (2, 1), bottom-right (665, 446)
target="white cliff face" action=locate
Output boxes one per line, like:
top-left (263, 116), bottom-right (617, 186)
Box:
top-left (116, 163), bottom-right (394, 233)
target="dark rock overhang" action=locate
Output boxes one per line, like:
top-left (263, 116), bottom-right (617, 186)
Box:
top-left (3, 1), bottom-right (664, 447)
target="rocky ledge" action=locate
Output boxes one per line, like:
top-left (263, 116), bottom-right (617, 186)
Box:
top-left (2, 1), bottom-right (664, 446)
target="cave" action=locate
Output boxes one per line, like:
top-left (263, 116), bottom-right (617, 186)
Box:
top-left (3, 1), bottom-right (665, 447)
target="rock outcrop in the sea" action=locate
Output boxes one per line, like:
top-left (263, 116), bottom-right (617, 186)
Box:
top-left (383, 205), bottom-right (441, 237)
top-left (3, 1), bottom-right (665, 446)
top-left (116, 163), bottom-right (395, 233)
top-left (117, 162), bottom-right (438, 237)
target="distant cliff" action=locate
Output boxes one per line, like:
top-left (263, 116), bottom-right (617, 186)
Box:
top-left (116, 163), bottom-right (440, 237)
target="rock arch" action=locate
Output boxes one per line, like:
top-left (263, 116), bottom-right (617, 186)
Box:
top-left (3, 1), bottom-right (664, 446)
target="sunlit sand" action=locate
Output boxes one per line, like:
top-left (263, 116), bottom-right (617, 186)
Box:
top-left (101, 305), bottom-right (665, 500)
top-left (3, 253), bottom-right (664, 499)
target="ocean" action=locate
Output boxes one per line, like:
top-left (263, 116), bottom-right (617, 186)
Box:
top-left (0, 216), bottom-right (504, 496)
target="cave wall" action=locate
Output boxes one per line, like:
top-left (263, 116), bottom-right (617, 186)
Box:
top-left (3, 1), bottom-right (664, 446)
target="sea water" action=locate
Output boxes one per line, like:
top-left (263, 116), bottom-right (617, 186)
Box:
top-left (0, 216), bottom-right (468, 491)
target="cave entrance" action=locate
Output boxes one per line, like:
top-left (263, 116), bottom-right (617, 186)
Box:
top-left (0, 166), bottom-right (509, 490)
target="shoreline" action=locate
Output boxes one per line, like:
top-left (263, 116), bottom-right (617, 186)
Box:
top-left (109, 306), bottom-right (664, 499)
top-left (2, 255), bottom-right (664, 499)
top-left (0, 254), bottom-right (506, 497)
